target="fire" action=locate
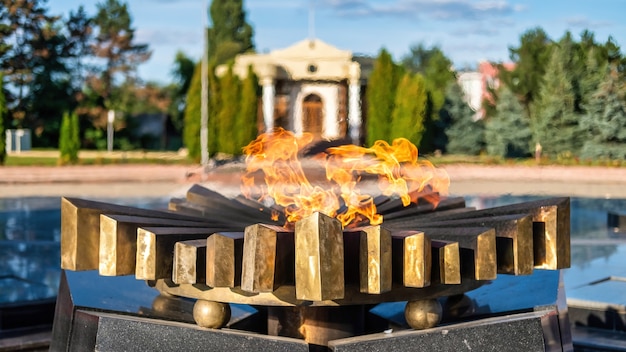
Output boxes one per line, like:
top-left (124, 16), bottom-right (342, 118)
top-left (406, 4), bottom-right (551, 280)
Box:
top-left (241, 128), bottom-right (449, 228)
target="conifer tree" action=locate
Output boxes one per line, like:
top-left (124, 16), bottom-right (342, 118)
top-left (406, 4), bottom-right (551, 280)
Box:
top-left (0, 74), bottom-right (6, 164)
top-left (235, 65), bottom-right (258, 152)
top-left (444, 83), bottom-right (485, 155)
top-left (216, 65), bottom-right (241, 155)
top-left (533, 41), bottom-right (582, 157)
top-left (486, 87), bottom-right (532, 158)
top-left (580, 65), bottom-right (626, 159)
top-left (366, 48), bottom-right (400, 145)
top-left (59, 111), bottom-right (79, 164)
top-left (183, 62), bottom-right (202, 162)
top-left (389, 73), bottom-right (427, 147)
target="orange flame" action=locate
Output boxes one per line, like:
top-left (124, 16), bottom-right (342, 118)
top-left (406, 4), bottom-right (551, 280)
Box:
top-left (240, 128), bottom-right (449, 228)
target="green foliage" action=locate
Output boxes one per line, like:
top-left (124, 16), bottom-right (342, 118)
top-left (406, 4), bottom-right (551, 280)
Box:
top-left (207, 0), bottom-right (254, 64)
top-left (216, 65), bottom-right (241, 155)
top-left (0, 73), bottom-right (6, 164)
top-left (389, 72), bottom-right (427, 146)
top-left (59, 111), bottom-right (80, 164)
top-left (169, 51), bottom-right (196, 132)
top-left (486, 87), bottom-right (532, 158)
top-left (183, 62), bottom-right (203, 162)
top-left (235, 65), bottom-right (258, 152)
top-left (366, 48), bottom-right (400, 145)
top-left (580, 65), bottom-right (626, 159)
top-left (499, 27), bottom-right (553, 118)
top-left (443, 83), bottom-right (485, 155)
top-left (400, 43), bottom-right (456, 153)
top-left (92, 0), bottom-right (151, 104)
top-left (533, 40), bottom-right (583, 156)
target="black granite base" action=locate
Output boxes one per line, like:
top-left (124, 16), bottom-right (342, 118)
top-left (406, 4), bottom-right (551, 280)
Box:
top-left (50, 270), bottom-right (574, 351)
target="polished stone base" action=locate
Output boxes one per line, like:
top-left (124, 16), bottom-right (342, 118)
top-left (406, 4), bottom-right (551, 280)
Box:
top-left (51, 270), bottom-right (573, 351)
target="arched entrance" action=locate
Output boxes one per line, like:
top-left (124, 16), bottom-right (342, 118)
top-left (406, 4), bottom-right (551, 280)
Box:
top-left (302, 94), bottom-right (323, 139)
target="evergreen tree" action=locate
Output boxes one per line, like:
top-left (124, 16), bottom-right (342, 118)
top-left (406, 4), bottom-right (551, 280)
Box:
top-left (235, 65), bottom-right (258, 152)
top-left (580, 65), bottom-right (626, 159)
top-left (486, 87), bottom-right (532, 158)
top-left (389, 72), bottom-right (427, 147)
top-left (183, 62), bottom-right (202, 161)
top-left (443, 83), bottom-right (485, 155)
top-left (366, 48), bottom-right (399, 145)
top-left (533, 41), bottom-right (582, 157)
top-left (0, 73), bottom-right (6, 164)
top-left (58, 111), bottom-right (79, 164)
top-left (216, 64), bottom-right (241, 155)
top-left (207, 0), bottom-right (254, 64)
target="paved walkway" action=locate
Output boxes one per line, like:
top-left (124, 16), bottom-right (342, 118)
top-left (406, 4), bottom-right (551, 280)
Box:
top-left (1, 163), bottom-right (625, 199)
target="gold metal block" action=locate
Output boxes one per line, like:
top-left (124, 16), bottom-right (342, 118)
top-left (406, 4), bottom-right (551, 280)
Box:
top-left (358, 226), bottom-right (392, 294)
top-left (431, 240), bottom-right (461, 285)
top-left (206, 232), bottom-right (244, 288)
top-left (173, 239), bottom-right (207, 284)
top-left (99, 215), bottom-right (210, 276)
top-left (391, 231), bottom-right (431, 288)
top-left (420, 227), bottom-right (497, 281)
top-left (136, 227), bottom-right (219, 280)
top-left (241, 224), bottom-right (293, 293)
top-left (409, 214), bottom-right (534, 275)
top-left (295, 212), bottom-right (345, 301)
top-left (61, 197), bottom-right (207, 271)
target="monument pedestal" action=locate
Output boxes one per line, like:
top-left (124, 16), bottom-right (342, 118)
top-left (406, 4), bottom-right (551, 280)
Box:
top-left (51, 269), bottom-right (572, 351)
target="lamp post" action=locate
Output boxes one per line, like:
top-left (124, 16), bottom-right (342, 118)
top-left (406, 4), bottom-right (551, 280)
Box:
top-left (107, 109), bottom-right (114, 153)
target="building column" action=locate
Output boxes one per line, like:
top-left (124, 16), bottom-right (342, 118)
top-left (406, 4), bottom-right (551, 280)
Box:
top-left (347, 62), bottom-right (362, 145)
top-left (261, 77), bottom-right (275, 133)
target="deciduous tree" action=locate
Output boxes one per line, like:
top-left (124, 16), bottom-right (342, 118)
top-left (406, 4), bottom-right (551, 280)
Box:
top-left (207, 0), bottom-right (254, 64)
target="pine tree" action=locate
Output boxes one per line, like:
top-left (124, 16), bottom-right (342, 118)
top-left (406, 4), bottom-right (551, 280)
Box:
top-left (533, 41), bottom-right (582, 157)
top-left (366, 48), bottom-right (400, 145)
top-left (486, 87), bottom-right (532, 158)
top-left (389, 73), bottom-right (427, 147)
top-left (580, 65), bottom-right (626, 159)
top-left (216, 65), bottom-right (241, 155)
top-left (235, 65), bottom-right (258, 153)
top-left (0, 73), bottom-right (6, 164)
top-left (444, 83), bottom-right (485, 155)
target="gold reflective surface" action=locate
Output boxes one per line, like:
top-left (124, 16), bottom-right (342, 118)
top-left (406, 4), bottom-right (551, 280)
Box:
top-left (294, 212), bottom-right (345, 301)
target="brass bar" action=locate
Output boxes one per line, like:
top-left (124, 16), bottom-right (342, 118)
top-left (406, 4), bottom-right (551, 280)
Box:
top-left (136, 227), bottom-right (224, 280)
top-left (391, 231), bottom-right (431, 288)
top-left (405, 197), bottom-right (570, 269)
top-left (379, 197), bottom-right (467, 220)
top-left (431, 239), bottom-right (461, 284)
top-left (401, 214), bottom-right (534, 275)
top-left (358, 226), bottom-right (392, 294)
top-left (173, 239), bottom-right (206, 284)
top-left (418, 227), bottom-right (497, 281)
top-left (294, 212), bottom-right (345, 301)
top-left (241, 224), bottom-right (293, 293)
top-left (99, 215), bottom-right (212, 276)
top-left (61, 197), bottom-right (209, 271)
top-left (206, 232), bottom-right (244, 288)
top-left (186, 184), bottom-right (275, 224)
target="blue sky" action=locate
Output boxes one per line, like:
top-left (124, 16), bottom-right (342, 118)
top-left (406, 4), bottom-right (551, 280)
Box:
top-left (47, 0), bottom-right (626, 84)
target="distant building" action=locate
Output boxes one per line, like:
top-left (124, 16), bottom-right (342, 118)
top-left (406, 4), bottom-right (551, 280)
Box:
top-left (457, 61), bottom-right (515, 120)
top-left (218, 39), bottom-right (367, 144)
